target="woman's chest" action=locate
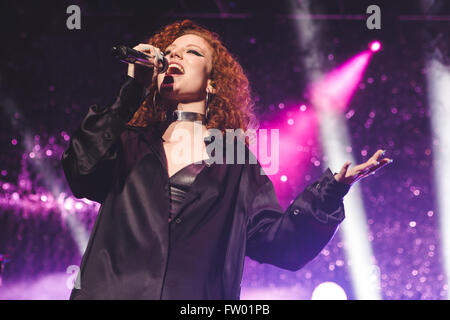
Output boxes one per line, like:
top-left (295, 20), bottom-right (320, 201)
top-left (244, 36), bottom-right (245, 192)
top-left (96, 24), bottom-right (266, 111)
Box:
top-left (163, 140), bottom-right (210, 178)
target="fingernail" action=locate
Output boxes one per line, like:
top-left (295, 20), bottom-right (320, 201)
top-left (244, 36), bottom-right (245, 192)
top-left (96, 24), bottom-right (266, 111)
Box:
top-left (388, 159), bottom-right (394, 164)
top-left (382, 150), bottom-right (386, 156)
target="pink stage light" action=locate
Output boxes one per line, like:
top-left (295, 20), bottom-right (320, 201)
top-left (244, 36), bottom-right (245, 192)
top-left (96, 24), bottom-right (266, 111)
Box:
top-left (249, 104), bottom-right (319, 208)
top-left (0, 273), bottom-right (72, 299)
top-left (369, 41), bottom-right (381, 52)
top-left (310, 50), bottom-right (373, 113)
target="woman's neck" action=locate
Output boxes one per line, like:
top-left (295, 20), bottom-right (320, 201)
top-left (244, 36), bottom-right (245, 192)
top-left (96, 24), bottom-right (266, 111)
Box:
top-left (175, 100), bottom-right (206, 114)
top-left (161, 99), bottom-right (208, 143)
top-left (162, 117), bottom-right (208, 143)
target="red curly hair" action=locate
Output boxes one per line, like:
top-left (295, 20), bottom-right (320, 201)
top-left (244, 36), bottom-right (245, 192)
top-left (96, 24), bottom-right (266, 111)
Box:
top-left (127, 20), bottom-right (257, 141)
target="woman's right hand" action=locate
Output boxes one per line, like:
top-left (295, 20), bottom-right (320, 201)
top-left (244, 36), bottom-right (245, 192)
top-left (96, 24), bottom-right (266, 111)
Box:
top-left (127, 43), bottom-right (164, 88)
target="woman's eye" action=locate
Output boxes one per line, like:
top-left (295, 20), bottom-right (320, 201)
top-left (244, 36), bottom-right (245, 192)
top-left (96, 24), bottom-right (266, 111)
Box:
top-left (164, 49), bottom-right (202, 56)
top-left (188, 50), bottom-right (201, 56)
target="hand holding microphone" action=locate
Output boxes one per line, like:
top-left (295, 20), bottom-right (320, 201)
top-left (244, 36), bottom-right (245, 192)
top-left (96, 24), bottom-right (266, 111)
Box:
top-left (111, 44), bottom-right (168, 88)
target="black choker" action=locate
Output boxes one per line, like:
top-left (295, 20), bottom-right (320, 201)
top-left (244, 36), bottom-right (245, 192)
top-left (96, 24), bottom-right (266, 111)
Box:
top-left (166, 110), bottom-right (206, 124)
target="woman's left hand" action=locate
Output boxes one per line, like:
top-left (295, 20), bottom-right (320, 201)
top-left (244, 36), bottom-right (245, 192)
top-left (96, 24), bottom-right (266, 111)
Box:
top-left (334, 149), bottom-right (393, 186)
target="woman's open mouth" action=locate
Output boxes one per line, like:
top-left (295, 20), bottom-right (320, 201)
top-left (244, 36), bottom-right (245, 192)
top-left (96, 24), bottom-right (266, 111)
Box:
top-left (166, 63), bottom-right (185, 75)
top-left (161, 75), bottom-right (174, 89)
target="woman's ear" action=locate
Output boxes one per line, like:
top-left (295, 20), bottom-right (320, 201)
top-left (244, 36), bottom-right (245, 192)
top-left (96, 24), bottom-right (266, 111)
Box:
top-left (207, 79), bottom-right (217, 95)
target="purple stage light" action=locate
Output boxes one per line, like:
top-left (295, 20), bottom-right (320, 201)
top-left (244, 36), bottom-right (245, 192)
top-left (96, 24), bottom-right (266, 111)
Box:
top-left (248, 105), bottom-right (319, 207)
top-left (0, 273), bottom-right (72, 300)
top-left (369, 41), bottom-right (382, 53)
top-left (310, 51), bottom-right (372, 112)
top-left (241, 285), bottom-right (310, 300)
top-left (311, 282), bottom-right (347, 300)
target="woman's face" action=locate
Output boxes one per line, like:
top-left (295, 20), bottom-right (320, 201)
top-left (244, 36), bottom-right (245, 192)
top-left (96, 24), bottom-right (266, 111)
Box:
top-left (157, 34), bottom-right (214, 103)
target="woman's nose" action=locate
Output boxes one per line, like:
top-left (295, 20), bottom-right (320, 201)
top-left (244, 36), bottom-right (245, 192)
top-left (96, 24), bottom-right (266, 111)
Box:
top-left (169, 49), bottom-right (182, 59)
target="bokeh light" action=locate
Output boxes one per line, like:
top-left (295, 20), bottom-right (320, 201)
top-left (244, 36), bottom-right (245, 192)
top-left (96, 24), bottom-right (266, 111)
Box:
top-left (369, 41), bottom-right (382, 53)
top-left (311, 282), bottom-right (348, 300)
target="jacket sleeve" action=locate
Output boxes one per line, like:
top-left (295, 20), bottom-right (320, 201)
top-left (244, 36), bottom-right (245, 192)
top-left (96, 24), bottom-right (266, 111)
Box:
top-left (245, 164), bottom-right (350, 271)
top-left (61, 76), bottom-right (149, 203)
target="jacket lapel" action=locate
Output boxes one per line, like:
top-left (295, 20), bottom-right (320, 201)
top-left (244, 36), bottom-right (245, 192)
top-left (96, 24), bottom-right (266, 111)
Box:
top-left (132, 125), bottom-right (221, 222)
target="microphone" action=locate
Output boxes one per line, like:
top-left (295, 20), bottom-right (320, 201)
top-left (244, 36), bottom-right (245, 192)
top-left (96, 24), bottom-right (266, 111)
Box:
top-left (111, 45), bottom-right (168, 74)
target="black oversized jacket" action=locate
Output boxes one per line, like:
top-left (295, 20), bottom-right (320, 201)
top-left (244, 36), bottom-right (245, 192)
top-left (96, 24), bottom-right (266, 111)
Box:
top-left (61, 76), bottom-right (350, 300)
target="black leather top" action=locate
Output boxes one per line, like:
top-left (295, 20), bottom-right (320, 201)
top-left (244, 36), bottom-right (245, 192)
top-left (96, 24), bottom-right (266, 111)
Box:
top-left (169, 162), bottom-right (206, 217)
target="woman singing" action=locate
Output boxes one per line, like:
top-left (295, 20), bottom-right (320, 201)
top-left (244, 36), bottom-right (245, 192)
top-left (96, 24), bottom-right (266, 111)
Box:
top-left (61, 20), bottom-right (392, 300)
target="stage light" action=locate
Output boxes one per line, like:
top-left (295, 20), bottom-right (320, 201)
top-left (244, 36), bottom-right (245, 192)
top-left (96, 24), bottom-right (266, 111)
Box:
top-left (310, 51), bottom-right (372, 113)
top-left (248, 106), bottom-right (318, 204)
top-left (290, 0), bottom-right (381, 299)
top-left (2, 95), bottom-right (91, 261)
top-left (311, 282), bottom-right (347, 300)
top-left (241, 285), bottom-right (309, 300)
top-left (310, 51), bottom-right (381, 299)
top-left (316, 109), bottom-right (381, 299)
top-left (63, 198), bottom-right (74, 211)
top-left (427, 57), bottom-right (450, 299)
top-left (0, 273), bottom-right (72, 299)
top-left (369, 41), bottom-right (381, 52)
